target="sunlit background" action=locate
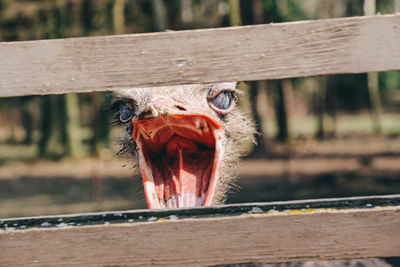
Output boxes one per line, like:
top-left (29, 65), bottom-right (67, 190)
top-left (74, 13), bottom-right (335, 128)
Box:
top-left (0, 0), bottom-right (399, 219)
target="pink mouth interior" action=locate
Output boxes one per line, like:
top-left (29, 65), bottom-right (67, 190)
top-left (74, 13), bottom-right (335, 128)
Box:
top-left (133, 115), bottom-right (222, 208)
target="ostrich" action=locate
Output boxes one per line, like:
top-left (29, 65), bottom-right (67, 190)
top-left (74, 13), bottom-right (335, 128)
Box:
top-left (112, 83), bottom-right (391, 266)
top-left (113, 82), bottom-right (254, 209)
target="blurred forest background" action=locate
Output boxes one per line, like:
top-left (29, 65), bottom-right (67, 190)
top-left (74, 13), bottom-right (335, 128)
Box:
top-left (0, 0), bottom-right (399, 218)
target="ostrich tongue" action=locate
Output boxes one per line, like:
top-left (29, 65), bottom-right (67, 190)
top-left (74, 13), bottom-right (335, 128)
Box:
top-left (133, 115), bottom-right (224, 209)
top-left (151, 135), bottom-right (214, 208)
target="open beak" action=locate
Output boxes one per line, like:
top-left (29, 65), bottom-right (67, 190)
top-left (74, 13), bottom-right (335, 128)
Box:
top-left (132, 103), bottom-right (225, 209)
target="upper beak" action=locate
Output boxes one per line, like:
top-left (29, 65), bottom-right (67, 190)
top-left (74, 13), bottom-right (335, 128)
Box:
top-left (136, 98), bottom-right (189, 121)
top-left (149, 104), bottom-right (159, 117)
top-left (137, 104), bottom-right (161, 121)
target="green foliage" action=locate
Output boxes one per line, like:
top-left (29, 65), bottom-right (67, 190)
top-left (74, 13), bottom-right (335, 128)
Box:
top-left (380, 71), bottom-right (400, 91)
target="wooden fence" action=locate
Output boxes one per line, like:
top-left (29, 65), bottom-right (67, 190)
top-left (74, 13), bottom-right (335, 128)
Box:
top-left (1, 13), bottom-right (400, 266)
top-left (1, 195), bottom-right (400, 266)
top-left (0, 14), bottom-right (399, 97)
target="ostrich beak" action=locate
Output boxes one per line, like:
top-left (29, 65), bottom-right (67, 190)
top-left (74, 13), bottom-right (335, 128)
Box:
top-left (132, 101), bottom-right (225, 209)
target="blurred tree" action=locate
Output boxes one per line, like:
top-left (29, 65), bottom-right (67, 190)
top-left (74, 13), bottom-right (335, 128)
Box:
top-left (82, 0), bottom-right (94, 35)
top-left (39, 1), bottom-right (65, 158)
top-left (39, 0), bottom-right (84, 158)
top-left (68, 0), bottom-right (83, 37)
top-left (313, 0), bottom-right (343, 139)
top-left (230, 0), bottom-right (271, 155)
top-left (180, 0), bottom-right (193, 24)
top-left (367, 72), bottom-right (383, 133)
top-left (21, 96), bottom-right (34, 144)
top-left (314, 77), bottom-right (327, 139)
top-left (326, 81), bottom-right (337, 138)
top-left (242, 0), bottom-right (305, 146)
top-left (364, 0), bottom-right (383, 133)
top-left (87, 0), bottom-right (115, 156)
top-left (113, 0), bottom-right (125, 34)
top-left (65, 93), bottom-right (84, 157)
top-left (229, 0), bottom-right (241, 26)
top-left (0, 0), bottom-right (2, 41)
top-left (248, 80), bottom-right (270, 156)
top-left (39, 95), bottom-right (66, 157)
top-left (263, 1), bottom-right (294, 143)
top-left (247, 0), bottom-right (269, 156)
top-left (151, 0), bottom-right (167, 31)
top-left (274, 83), bottom-right (292, 143)
top-left (252, 0), bottom-right (263, 24)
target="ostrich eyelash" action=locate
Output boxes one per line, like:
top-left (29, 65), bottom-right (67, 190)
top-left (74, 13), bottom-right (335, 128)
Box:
top-left (110, 98), bottom-right (136, 125)
top-left (207, 83), bottom-right (241, 104)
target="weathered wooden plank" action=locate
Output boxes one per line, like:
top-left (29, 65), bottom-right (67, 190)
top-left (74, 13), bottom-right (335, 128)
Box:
top-left (1, 195), bottom-right (400, 266)
top-left (0, 14), bottom-right (399, 97)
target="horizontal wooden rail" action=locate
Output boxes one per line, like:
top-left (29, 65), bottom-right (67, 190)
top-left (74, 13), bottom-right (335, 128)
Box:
top-left (1, 195), bottom-right (400, 266)
top-left (0, 14), bottom-right (399, 97)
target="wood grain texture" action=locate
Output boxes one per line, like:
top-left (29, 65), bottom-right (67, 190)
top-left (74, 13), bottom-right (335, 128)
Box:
top-left (1, 204), bottom-right (399, 266)
top-left (0, 14), bottom-right (399, 97)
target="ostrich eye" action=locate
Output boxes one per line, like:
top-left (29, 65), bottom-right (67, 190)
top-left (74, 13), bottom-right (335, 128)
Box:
top-left (209, 91), bottom-right (234, 114)
top-left (119, 103), bottom-right (135, 122)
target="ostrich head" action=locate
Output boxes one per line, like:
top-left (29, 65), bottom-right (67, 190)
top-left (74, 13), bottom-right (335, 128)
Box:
top-left (113, 82), bottom-right (254, 209)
